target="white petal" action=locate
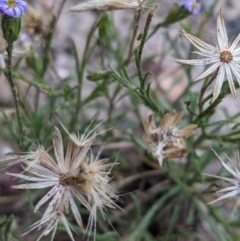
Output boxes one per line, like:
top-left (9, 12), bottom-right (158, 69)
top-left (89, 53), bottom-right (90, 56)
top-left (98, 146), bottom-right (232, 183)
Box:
top-left (233, 47), bottom-right (240, 55)
top-left (41, 186), bottom-right (64, 218)
top-left (204, 173), bottom-right (240, 184)
top-left (217, 185), bottom-right (240, 193)
top-left (220, 156), bottom-right (240, 179)
top-left (176, 57), bottom-right (218, 66)
top-left (50, 223), bottom-right (58, 241)
top-left (68, 192), bottom-right (84, 228)
top-left (212, 188), bottom-right (240, 203)
top-left (195, 62), bottom-right (220, 80)
top-left (71, 144), bottom-right (91, 171)
top-left (27, 162), bottom-right (59, 177)
top-left (71, 187), bottom-right (91, 210)
top-left (182, 31), bottom-right (217, 53)
top-left (193, 51), bottom-right (219, 58)
top-left (23, 215), bottom-right (52, 235)
top-left (217, 9), bottom-right (229, 50)
top-left (233, 56), bottom-right (240, 61)
top-left (230, 33), bottom-right (240, 51)
top-left (34, 186), bottom-right (59, 212)
top-left (86, 205), bottom-right (97, 237)
top-left (229, 62), bottom-right (240, 86)
top-left (65, 141), bottom-right (73, 171)
top-left (212, 65), bottom-right (225, 102)
top-left (13, 181), bottom-right (56, 189)
top-left (53, 127), bottom-right (65, 172)
top-left (211, 149), bottom-right (240, 179)
top-left (7, 172), bottom-right (53, 182)
top-left (225, 64), bottom-right (236, 97)
top-left (60, 215), bottom-right (76, 241)
top-left (0, 155), bottom-right (20, 169)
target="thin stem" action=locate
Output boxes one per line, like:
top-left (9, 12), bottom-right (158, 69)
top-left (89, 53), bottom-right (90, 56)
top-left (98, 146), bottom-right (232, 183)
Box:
top-left (5, 44), bottom-right (23, 145)
top-left (198, 69), bottom-right (218, 113)
top-left (136, 6), bottom-right (156, 89)
top-left (34, 0), bottom-right (67, 112)
top-left (124, 7), bottom-right (142, 65)
top-left (70, 19), bottom-right (100, 130)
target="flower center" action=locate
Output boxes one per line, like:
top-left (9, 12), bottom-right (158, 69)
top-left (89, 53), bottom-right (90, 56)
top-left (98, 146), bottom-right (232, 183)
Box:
top-left (191, 2), bottom-right (199, 10)
top-left (220, 51), bottom-right (233, 63)
top-left (8, 0), bottom-right (16, 7)
top-left (59, 173), bottom-right (85, 186)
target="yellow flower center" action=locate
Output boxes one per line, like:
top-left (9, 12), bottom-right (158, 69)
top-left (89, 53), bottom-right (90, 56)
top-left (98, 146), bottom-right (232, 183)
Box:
top-left (191, 2), bottom-right (198, 10)
top-left (8, 0), bottom-right (16, 7)
top-left (220, 51), bottom-right (233, 63)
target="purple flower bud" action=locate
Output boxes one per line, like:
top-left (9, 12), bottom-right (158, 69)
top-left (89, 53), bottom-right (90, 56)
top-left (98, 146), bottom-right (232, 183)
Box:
top-left (0, 0), bottom-right (27, 18)
top-left (178, 0), bottom-right (201, 15)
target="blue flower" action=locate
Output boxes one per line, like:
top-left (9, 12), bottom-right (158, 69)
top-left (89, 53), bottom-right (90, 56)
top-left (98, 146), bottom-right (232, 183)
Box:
top-left (0, 0), bottom-right (27, 18)
top-left (179, 0), bottom-right (201, 15)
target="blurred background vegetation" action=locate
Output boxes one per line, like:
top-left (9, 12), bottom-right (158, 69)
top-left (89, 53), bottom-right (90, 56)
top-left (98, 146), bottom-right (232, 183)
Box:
top-left (1, 0), bottom-right (240, 240)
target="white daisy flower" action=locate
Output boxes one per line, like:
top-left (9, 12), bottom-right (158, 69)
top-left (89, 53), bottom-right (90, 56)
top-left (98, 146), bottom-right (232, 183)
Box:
top-left (176, 9), bottom-right (240, 102)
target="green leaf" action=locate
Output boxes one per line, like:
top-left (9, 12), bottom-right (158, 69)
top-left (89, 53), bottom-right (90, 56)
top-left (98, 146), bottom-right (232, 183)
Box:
top-left (26, 51), bottom-right (43, 75)
top-left (161, 5), bottom-right (191, 27)
top-left (87, 70), bottom-right (111, 81)
top-left (98, 13), bottom-right (112, 41)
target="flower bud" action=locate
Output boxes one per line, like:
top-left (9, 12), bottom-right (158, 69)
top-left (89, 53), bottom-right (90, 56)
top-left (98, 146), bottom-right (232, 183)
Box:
top-left (1, 15), bottom-right (21, 44)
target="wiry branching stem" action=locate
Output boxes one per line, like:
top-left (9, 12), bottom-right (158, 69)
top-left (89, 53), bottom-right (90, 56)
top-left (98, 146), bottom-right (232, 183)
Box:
top-left (125, 7), bottom-right (142, 65)
top-left (6, 44), bottom-right (23, 145)
top-left (136, 6), bottom-right (156, 89)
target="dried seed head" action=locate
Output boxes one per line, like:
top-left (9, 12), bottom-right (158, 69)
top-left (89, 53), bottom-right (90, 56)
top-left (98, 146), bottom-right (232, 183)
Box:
top-left (8, 124), bottom-right (118, 241)
top-left (23, 6), bottom-right (45, 36)
top-left (143, 112), bottom-right (197, 166)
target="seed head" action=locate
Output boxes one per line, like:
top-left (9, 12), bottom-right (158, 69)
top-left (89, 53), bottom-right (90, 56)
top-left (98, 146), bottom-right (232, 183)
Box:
top-left (8, 125), bottom-right (118, 240)
top-left (143, 112), bottom-right (197, 166)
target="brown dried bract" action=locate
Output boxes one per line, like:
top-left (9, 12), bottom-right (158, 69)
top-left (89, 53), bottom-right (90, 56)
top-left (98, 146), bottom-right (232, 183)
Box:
top-left (143, 112), bottom-right (197, 166)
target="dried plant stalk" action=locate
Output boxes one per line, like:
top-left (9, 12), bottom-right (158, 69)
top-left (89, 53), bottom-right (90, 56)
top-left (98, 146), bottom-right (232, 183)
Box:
top-left (70, 0), bottom-right (145, 12)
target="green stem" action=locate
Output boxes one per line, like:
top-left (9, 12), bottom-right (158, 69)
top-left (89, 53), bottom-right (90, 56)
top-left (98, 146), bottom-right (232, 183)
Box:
top-left (70, 19), bottom-right (100, 130)
top-left (136, 6), bottom-right (155, 89)
top-left (6, 44), bottom-right (23, 145)
top-left (198, 70), bottom-right (218, 113)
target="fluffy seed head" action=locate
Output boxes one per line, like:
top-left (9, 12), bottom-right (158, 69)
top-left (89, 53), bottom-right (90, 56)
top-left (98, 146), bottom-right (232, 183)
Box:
top-left (8, 125), bottom-right (117, 240)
